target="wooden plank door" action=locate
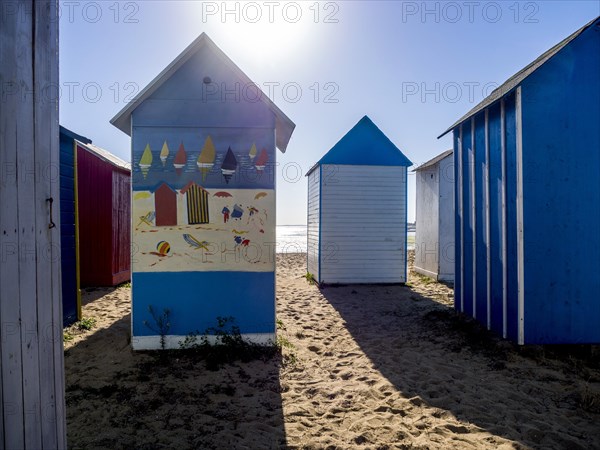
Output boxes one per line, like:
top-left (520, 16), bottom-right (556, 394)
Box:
top-left (0, 1), bottom-right (66, 448)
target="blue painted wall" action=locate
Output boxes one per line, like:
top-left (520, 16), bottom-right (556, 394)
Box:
top-left (520, 21), bottom-right (600, 343)
top-left (59, 127), bottom-right (90, 326)
top-left (452, 18), bottom-right (600, 343)
top-left (473, 112), bottom-right (487, 325)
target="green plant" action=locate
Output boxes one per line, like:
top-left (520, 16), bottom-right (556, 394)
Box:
top-left (143, 306), bottom-right (171, 350)
top-left (304, 272), bottom-right (317, 286)
top-left (77, 317), bottom-right (97, 331)
top-left (119, 281), bottom-right (132, 289)
top-left (63, 332), bottom-right (74, 342)
top-left (179, 316), bottom-right (276, 370)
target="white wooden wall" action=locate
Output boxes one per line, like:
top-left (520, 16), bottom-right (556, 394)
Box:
top-left (307, 167), bottom-right (320, 278)
top-left (414, 156), bottom-right (455, 282)
top-left (438, 155), bottom-right (455, 281)
top-left (0, 1), bottom-right (66, 448)
top-left (319, 165), bottom-right (407, 283)
top-left (414, 167), bottom-right (440, 278)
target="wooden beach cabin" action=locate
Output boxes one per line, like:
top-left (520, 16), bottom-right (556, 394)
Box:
top-left (306, 116), bottom-right (413, 284)
top-left (59, 126), bottom-right (91, 325)
top-left (59, 127), bottom-right (131, 325)
top-left (440, 16), bottom-right (600, 344)
top-left (76, 140), bottom-right (131, 287)
top-left (110, 33), bottom-right (295, 350)
top-left (414, 150), bottom-right (455, 282)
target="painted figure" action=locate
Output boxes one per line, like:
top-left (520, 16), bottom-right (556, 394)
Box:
top-left (222, 206), bottom-right (230, 223)
top-left (231, 204), bottom-right (244, 220)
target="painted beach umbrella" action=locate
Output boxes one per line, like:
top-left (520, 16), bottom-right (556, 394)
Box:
top-left (197, 135), bottom-right (216, 181)
top-left (255, 148), bottom-right (268, 173)
top-left (248, 143), bottom-right (257, 161)
top-left (160, 141), bottom-right (169, 166)
top-left (174, 142), bottom-right (187, 176)
top-left (254, 192), bottom-right (267, 200)
top-left (139, 144), bottom-right (153, 178)
top-left (221, 147), bottom-right (238, 184)
top-left (213, 191), bottom-right (233, 198)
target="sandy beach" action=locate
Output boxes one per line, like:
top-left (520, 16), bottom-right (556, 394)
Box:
top-left (64, 252), bottom-right (600, 449)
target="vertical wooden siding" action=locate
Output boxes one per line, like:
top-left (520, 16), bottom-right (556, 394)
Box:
top-left (0, 1), bottom-right (66, 447)
top-left (78, 146), bottom-right (131, 286)
top-left (307, 168), bottom-right (320, 280)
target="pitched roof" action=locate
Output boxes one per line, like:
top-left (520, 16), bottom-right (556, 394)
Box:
top-left (180, 181), bottom-right (208, 194)
top-left (306, 115), bottom-right (412, 176)
top-left (413, 149), bottom-right (453, 172)
top-left (59, 125), bottom-right (92, 144)
top-left (76, 140), bottom-right (130, 171)
top-left (439, 15), bottom-right (600, 138)
top-left (110, 33), bottom-right (295, 153)
top-left (150, 182), bottom-right (177, 194)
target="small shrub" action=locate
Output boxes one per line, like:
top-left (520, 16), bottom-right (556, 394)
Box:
top-left (77, 317), bottom-right (97, 331)
top-left (63, 332), bottom-right (74, 342)
top-left (143, 306), bottom-right (171, 350)
top-left (304, 272), bottom-right (318, 286)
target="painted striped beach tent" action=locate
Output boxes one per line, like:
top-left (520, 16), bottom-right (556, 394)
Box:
top-left (306, 115), bottom-right (413, 284)
top-left (181, 181), bottom-right (210, 224)
top-left (439, 16), bottom-right (600, 344)
top-left (110, 33), bottom-right (295, 350)
top-left (414, 150), bottom-right (455, 282)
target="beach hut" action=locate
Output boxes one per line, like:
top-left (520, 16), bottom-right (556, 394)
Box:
top-left (306, 116), bottom-right (413, 284)
top-left (59, 126), bottom-right (91, 325)
top-left (76, 140), bottom-right (131, 287)
top-left (414, 150), bottom-right (455, 282)
top-left (439, 16), bottom-right (600, 344)
top-left (110, 33), bottom-right (295, 350)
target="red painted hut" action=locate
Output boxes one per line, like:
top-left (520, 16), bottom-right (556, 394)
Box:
top-left (76, 141), bottom-right (131, 286)
top-left (152, 182), bottom-right (178, 226)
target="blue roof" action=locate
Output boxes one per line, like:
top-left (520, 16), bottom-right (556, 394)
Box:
top-left (307, 116), bottom-right (412, 175)
top-left (59, 125), bottom-right (91, 144)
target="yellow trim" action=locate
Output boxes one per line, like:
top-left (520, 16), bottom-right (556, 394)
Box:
top-left (74, 140), bottom-right (82, 320)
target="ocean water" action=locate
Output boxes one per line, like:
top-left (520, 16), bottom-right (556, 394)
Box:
top-left (276, 225), bottom-right (415, 253)
top-left (276, 225), bottom-right (307, 253)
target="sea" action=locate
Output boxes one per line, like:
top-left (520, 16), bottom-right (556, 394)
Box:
top-left (276, 225), bottom-right (415, 253)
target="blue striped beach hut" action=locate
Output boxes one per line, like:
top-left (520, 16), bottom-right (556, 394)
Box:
top-left (439, 16), bottom-right (600, 344)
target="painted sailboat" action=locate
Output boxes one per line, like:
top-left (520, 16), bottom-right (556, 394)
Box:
top-left (255, 148), bottom-right (268, 173)
top-left (139, 144), bottom-right (153, 178)
top-left (221, 147), bottom-right (238, 184)
top-left (248, 143), bottom-right (257, 161)
top-left (197, 136), bottom-right (216, 181)
top-left (174, 142), bottom-right (187, 176)
top-left (160, 141), bottom-right (169, 166)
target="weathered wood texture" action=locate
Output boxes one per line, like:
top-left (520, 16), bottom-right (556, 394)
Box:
top-left (0, 1), bottom-right (66, 447)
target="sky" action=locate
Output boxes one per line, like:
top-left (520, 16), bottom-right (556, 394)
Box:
top-left (59, 1), bottom-right (600, 225)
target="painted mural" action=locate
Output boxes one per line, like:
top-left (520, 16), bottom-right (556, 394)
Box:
top-left (131, 128), bottom-right (276, 274)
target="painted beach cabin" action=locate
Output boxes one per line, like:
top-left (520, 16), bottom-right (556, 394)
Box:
top-left (59, 126), bottom-right (90, 326)
top-left (307, 116), bottom-right (412, 284)
top-left (59, 127), bottom-right (131, 327)
top-left (110, 33), bottom-right (295, 350)
top-left (414, 150), bottom-right (454, 282)
top-left (440, 16), bottom-right (600, 344)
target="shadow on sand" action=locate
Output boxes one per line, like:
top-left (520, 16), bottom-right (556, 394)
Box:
top-left (320, 282), bottom-right (599, 450)
top-left (64, 290), bottom-right (286, 450)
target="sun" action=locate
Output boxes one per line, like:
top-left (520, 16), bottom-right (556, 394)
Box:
top-left (198, 1), bottom-right (310, 59)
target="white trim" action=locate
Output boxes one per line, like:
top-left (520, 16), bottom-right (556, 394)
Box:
top-left (132, 333), bottom-right (276, 351)
top-left (471, 117), bottom-right (476, 318)
top-left (485, 109), bottom-right (491, 329)
top-left (501, 99), bottom-right (508, 339)
top-left (516, 87), bottom-right (525, 345)
top-left (413, 266), bottom-right (439, 279)
top-left (458, 126), bottom-right (464, 312)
